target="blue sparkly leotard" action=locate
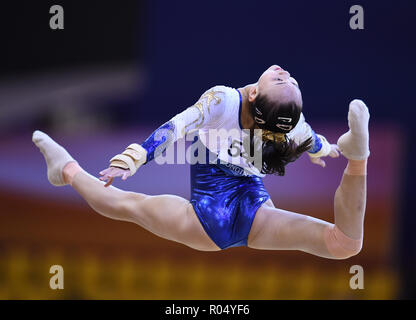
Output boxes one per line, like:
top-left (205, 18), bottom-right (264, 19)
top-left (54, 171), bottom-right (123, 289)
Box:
top-left (189, 137), bottom-right (270, 249)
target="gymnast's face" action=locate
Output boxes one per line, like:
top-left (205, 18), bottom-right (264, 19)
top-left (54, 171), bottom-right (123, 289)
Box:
top-left (249, 65), bottom-right (302, 106)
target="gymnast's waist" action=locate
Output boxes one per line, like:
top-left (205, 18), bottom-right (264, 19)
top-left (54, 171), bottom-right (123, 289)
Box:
top-left (192, 162), bottom-right (256, 177)
top-left (190, 162), bottom-right (268, 205)
top-left (191, 162), bottom-right (265, 188)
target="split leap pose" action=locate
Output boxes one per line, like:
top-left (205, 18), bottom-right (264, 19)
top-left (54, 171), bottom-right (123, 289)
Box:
top-left (33, 65), bottom-right (370, 259)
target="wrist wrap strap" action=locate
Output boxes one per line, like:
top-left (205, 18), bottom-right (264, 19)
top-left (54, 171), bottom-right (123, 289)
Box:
top-left (110, 143), bottom-right (147, 176)
top-left (308, 134), bottom-right (331, 158)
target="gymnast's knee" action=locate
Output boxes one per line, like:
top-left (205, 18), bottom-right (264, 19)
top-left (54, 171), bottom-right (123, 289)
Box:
top-left (324, 224), bottom-right (363, 259)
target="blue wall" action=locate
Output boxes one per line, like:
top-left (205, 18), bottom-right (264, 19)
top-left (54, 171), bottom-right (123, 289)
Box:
top-left (140, 0), bottom-right (415, 122)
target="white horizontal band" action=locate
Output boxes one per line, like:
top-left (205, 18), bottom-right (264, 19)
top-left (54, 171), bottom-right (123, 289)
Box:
top-left (110, 154), bottom-right (137, 175)
top-left (123, 148), bottom-right (146, 165)
top-left (109, 159), bottom-right (129, 170)
top-left (109, 143), bottom-right (147, 176)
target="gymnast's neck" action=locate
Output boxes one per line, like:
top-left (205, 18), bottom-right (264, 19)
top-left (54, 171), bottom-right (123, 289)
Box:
top-left (238, 83), bottom-right (257, 131)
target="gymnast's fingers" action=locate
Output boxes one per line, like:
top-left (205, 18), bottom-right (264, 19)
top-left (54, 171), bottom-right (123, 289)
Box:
top-left (99, 168), bottom-right (117, 181)
top-left (104, 176), bottom-right (114, 187)
top-left (121, 172), bottom-right (130, 180)
top-left (99, 167), bottom-right (113, 176)
top-left (329, 144), bottom-right (340, 158)
top-left (99, 173), bottom-right (110, 182)
top-left (310, 156), bottom-right (326, 168)
top-left (110, 167), bottom-right (128, 178)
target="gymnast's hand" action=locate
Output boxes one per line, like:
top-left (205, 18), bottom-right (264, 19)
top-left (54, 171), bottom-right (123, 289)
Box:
top-left (309, 144), bottom-right (340, 168)
top-left (99, 167), bottom-right (131, 187)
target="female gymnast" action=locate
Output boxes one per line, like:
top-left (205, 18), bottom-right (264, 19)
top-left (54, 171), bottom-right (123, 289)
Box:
top-left (33, 65), bottom-right (370, 259)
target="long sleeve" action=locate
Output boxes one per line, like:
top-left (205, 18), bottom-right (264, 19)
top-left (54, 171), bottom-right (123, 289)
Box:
top-left (287, 113), bottom-right (331, 157)
top-left (141, 86), bottom-right (227, 163)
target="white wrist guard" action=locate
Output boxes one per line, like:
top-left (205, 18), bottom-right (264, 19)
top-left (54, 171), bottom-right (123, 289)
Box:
top-left (308, 134), bottom-right (331, 158)
top-left (109, 143), bottom-right (147, 176)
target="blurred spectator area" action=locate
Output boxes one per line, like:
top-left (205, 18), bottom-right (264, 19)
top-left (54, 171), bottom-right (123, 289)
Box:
top-left (0, 0), bottom-right (144, 135)
top-left (0, 64), bottom-right (144, 135)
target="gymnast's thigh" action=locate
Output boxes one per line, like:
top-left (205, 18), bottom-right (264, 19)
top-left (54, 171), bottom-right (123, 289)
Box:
top-left (129, 194), bottom-right (221, 251)
top-left (247, 203), bottom-right (331, 250)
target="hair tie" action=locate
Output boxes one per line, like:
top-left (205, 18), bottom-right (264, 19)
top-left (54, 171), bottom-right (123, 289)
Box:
top-left (261, 129), bottom-right (286, 143)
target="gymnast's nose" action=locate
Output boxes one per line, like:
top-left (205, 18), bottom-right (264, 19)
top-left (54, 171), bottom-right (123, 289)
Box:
top-left (278, 69), bottom-right (291, 79)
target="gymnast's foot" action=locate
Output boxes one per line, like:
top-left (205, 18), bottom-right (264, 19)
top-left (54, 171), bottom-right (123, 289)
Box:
top-left (32, 130), bottom-right (77, 186)
top-left (337, 99), bottom-right (370, 160)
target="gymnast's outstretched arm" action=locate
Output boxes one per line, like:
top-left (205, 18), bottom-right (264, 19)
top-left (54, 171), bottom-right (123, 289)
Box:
top-left (288, 112), bottom-right (341, 167)
top-left (99, 87), bottom-right (228, 186)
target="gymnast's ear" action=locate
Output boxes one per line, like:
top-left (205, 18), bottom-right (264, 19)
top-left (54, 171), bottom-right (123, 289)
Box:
top-left (248, 85), bottom-right (258, 102)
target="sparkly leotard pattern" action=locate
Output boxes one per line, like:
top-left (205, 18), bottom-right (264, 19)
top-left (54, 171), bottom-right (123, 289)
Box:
top-left (189, 137), bottom-right (270, 249)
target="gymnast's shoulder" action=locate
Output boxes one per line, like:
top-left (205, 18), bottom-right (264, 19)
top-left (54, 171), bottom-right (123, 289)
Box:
top-left (198, 85), bottom-right (240, 115)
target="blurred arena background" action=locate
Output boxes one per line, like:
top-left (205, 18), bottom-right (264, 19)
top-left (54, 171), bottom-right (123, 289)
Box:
top-left (0, 0), bottom-right (414, 299)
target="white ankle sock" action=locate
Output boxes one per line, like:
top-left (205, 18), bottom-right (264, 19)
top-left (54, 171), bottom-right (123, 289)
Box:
top-left (32, 130), bottom-right (76, 186)
top-left (337, 99), bottom-right (370, 160)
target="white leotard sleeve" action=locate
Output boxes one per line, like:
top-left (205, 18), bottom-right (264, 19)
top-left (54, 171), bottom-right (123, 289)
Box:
top-left (288, 113), bottom-right (332, 157)
top-left (140, 86), bottom-right (228, 162)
